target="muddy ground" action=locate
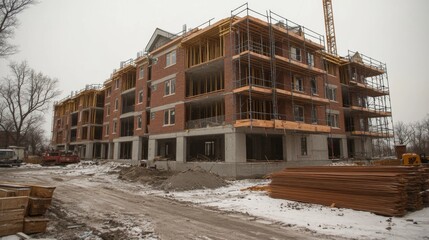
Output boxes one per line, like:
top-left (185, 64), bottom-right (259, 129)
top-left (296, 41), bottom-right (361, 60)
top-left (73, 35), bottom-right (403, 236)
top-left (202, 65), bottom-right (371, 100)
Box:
top-left (0, 162), bottom-right (347, 240)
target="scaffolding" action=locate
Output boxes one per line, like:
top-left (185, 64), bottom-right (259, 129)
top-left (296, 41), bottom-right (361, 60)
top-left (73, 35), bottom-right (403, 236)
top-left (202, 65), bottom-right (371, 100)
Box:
top-left (340, 50), bottom-right (394, 159)
top-left (230, 4), bottom-right (329, 133)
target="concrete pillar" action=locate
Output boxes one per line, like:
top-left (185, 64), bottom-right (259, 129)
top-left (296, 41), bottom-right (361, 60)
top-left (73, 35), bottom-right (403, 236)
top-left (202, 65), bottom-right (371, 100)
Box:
top-left (225, 132), bottom-right (246, 163)
top-left (341, 138), bottom-right (348, 159)
top-left (113, 142), bottom-right (120, 160)
top-left (107, 143), bottom-right (113, 159)
top-left (176, 136), bottom-right (186, 163)
top-left (101, 144), bottom-right (106, 159)
top-left (364, 138), bottom-right (373, 158)
top-left (132, 138), bottom-right (142, 161)
top-left (148, 139), bottom-right (157, 166)
top-left (282, 135), bottom-right (288, 161)
top-left (85, 143), bottom-right (93, 160)
top-left (285, 135), bottom-right (296, 161)
top-left (65, 144), bottom-right (69, 152)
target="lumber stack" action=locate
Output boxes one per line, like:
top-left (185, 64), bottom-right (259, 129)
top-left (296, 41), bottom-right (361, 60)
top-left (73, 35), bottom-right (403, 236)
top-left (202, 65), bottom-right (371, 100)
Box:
top-left (269, 166), bottom-right (429, 217)
top-left (0, 183), bottom-right (55, 237)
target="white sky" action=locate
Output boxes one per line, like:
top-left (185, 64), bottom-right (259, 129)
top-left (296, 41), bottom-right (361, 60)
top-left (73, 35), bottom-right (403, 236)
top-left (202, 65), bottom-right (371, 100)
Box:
top-left (1, 0), bottom-right (428, 136)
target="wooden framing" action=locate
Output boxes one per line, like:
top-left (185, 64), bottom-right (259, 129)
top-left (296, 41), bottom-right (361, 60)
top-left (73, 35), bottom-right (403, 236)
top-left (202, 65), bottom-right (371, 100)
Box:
top-left (274, 120), bottom-right (331, 133)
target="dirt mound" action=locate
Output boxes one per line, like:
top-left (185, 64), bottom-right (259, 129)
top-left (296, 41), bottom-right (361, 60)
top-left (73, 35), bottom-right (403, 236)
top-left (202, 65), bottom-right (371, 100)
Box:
top-left (118, 166), bottom-right (172, 186)
top-left (161, 167), bottom-right (227, 191)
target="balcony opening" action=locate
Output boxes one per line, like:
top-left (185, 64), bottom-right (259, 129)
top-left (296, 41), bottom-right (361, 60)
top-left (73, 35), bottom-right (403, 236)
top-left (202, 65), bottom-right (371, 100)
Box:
top-left (95, 109), bottom-right (103, 124)
top-left (120, 117), bottom-right (134, 137)
top-left (70, 129), bottom-right (77, 142)
top-left (81, 110), bottom-right (89, 124)
top-left (186, 99), bottom-right (224, 129)
top-left (328, 137), bottom-right (341, 159)
top-left (156, 138), bottom-right (176, 160)
top-left (246, 134), bottom-right (283, 161)
top-left (121, 92), bottom-right (135, 114)
top-left (92, 126), bottom-right (102, 140)
top-left (120, 141), bottom-right (132, 159)
top-left (82, 127), bottom-right (88, 140)
top-left (234, 31), bottom-right (270, 57)
top-left (187, 135), bottom-right (224, 162)
top-left (237, 97), bottom-right (273, 121)
top-left (71, 112), bottom-right (78, 126)
top-left (96, 93), bottom-right (104, 107)
top-left (234, 63), bottom-right (271, 88)
top-left (122, 71), bottom-right (136, 91)
top-left (186, 70), bottom-right (224, 97)
top-left (186, 36), bottom-right (224, 67)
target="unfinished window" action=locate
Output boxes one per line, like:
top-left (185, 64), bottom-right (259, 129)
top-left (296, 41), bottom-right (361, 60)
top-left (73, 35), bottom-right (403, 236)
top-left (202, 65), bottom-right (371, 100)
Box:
top-left (166, 50), bottom-right (176, 67)
top-left (150, 112), bottom-right (155, 120)
top-left (325, 85), bottom-right (337, 101)
top-left (357, 96), bottom-right (367, 107)
top-left (113, 121), bottom-right (117, 133)
top-left (106, 88), bottom-right (111, 97)
top-left (139, 66), bottom-right (144, 79)
top-left (293, 75), bottom-right (304, 92)
top-left (327, 113), bottom-right (339, 128)
top-left (307, 52), bottom-right (315, 67)
top-left (138, 90), bottom-right (143, 103)
top-left (359, 118), bottom-right (369, 131)
top-left (310, 77), bottom-right (317, 95)
top-left (115, 79), bottom-right (120, 89)
top-left (351, 67), bottom-right (357, 80)
top-left (311, 106), bottom-right (317, 124)
top-left (324, 61), bottom-right (337, 76)
top-left (106, 105), bottom-right (110, 116)
top-left (294, 105), bottom-right (304, 122)
top-left (115, 98), bottom-right (119, 110)
top-left (137, 116), bottom-right (142, 129)
top-left (105, 124), bottom-right (109, 136)
top-left (290, 46), bottom-right (301, 61)
top-left (205, 141), bottom-right (215, 156)
top-left (164, 79), bottom-right (176, 96)
top-left (164, 108), bottom-right (175, 125)
top-left (301, 137), bottom-right (308, 156)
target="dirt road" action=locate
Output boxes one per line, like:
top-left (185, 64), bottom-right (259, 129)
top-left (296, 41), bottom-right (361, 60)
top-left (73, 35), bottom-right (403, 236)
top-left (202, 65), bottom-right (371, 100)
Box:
top-left (0, 166), bottom-right (345, 240)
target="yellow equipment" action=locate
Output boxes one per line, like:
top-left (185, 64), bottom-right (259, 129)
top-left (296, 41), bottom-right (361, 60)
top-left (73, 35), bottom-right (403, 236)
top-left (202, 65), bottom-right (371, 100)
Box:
top-left (401, 153), bottom-right (422, 166)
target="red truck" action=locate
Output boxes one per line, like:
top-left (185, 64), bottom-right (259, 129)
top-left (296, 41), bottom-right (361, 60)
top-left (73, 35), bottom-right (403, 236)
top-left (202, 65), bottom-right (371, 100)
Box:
top-left (42, 151), bottom-right (80, 166)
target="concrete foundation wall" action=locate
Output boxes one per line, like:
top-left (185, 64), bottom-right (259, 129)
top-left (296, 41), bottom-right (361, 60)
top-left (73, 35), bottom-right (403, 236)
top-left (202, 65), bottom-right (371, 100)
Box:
top-left (285, 134), bottom-right (329, 161)
top-left (154, 159), bottom-right (331, 179)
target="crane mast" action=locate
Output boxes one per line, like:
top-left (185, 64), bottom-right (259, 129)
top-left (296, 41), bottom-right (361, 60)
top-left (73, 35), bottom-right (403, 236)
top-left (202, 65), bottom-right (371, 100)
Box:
top-left (322, 0), bottom-right (337, 55)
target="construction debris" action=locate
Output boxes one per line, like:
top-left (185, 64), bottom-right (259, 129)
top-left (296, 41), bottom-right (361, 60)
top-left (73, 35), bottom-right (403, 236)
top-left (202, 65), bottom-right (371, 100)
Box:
top-left (0, 183), bottom-right (55, 237)
top-left (269, 166), bottom-right (429, 217)
top-left (161, 167), bottom-right (227, 191)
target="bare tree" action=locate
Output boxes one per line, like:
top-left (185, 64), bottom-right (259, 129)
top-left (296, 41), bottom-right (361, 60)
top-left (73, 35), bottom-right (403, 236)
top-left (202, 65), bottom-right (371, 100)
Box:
top-left (0, 61), bottom-right (60, 146)
top-left (409, 121), bottom-right (428, 154)
top-left (394, 121), bottom-right (413, 145)
top-left (24, 123), bottom-right (46, 155)
top-left (0, 0), bottom-right (36, 57)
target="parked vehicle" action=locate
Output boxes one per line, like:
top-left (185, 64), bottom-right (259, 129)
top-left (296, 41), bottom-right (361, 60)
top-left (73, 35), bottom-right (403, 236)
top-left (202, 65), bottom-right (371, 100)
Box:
top-left (0, 149), bottom-right (22, 167)
top-left (42, 150), bottom-right (80, 166)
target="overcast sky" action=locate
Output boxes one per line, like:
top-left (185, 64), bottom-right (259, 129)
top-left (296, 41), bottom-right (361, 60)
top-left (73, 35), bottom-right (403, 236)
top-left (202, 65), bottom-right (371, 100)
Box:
top-left (1, 0), bottom-right (428, 137)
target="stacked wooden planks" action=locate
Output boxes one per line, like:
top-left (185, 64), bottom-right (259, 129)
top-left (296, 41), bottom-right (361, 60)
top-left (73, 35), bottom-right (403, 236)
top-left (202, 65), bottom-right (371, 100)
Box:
top-left (269, 166), bottom-right (429, 217)
top-left (0, 183), bottom-right (55, 237)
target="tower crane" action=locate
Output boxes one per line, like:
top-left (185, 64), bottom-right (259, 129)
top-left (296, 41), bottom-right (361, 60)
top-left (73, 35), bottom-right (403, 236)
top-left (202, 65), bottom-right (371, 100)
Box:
top-left (322, 0), bottom-right (337, 55)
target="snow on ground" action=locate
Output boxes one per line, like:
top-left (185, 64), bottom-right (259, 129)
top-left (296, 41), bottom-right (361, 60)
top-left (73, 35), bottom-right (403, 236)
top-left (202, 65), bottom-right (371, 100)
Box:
top-left (158, 179), bottom-right (429, 240)
top-left (20, 162), bottom-right (429, 240)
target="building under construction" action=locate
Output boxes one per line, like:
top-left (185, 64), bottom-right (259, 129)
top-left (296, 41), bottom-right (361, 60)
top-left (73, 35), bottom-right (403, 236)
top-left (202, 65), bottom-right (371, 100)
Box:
top-left (51, 4), bottom-right (393, 177)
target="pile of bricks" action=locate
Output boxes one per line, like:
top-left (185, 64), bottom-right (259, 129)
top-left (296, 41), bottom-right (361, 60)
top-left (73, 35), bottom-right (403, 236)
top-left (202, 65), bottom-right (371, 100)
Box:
top-left (269, 166), bottom-right (429, 217)
top-left (0, 183), bottom-right (55, 237)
